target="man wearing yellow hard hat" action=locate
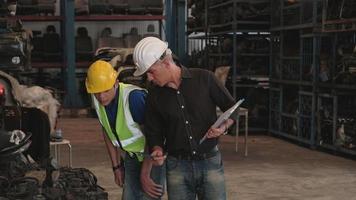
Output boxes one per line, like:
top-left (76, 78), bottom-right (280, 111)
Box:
top-left (85, 60), bottom-right (164, 200)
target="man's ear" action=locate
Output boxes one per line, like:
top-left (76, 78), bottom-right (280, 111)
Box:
top-left (162, 55), bottom-right (173, 67)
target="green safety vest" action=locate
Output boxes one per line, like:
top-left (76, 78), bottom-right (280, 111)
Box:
top-left (92, 83), bottom-right (146, 161)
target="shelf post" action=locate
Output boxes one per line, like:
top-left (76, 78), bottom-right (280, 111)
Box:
top-left (165, 0), bottom-right (175, 52)
top-left (177, 0), bottom-right (187, 64)
top-left (165, 0), bottom-right (187, 64)
top-left (62, 0), bottom-right (83, 108)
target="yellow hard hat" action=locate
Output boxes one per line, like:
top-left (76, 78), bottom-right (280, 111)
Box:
top-left (85, 60), bottom-right (118, 93)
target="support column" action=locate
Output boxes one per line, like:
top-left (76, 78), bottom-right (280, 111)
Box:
top-left (165, 0), bottom-right (187, 64)
top-left (62, 0), bottom-right (83, 108)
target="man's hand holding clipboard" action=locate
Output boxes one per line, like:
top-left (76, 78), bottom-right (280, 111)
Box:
top-left (199, 99), bottom-right (245, 144)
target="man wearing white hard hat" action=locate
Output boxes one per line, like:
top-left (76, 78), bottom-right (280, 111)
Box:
top-left (133, 37), bottom-right (236, 200)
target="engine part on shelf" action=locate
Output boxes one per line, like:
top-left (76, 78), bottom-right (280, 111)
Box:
top-left (300, 95), bottom-right (312, 116)
top-left (282, 116), bottom-right (298, 136)
top-left (221, 37), bottom-right (232, 53)
top-left (237, 57), bottom-right (269, 76)
top-left (31, 30), bottom-right (44, 62)
top-left (236, 37), bottom-right (270, 53)
top-left (230, 1), bottom-right (270, 22)
top-left (338, 96), bottom-right (356, 118)
top-left (189, 49), bottom-right (206, 68)
top-left (89, 0), bottom-right (110, 14)
top-left (319, 119), bottom-right (333, 145)
top-left (334, 71), bottom-right (356, 84)
top-left (319, 101), bottom-right (333, 121)
top-left (75, 0), bottom-right (90, 15)
top-left (143, 24), bottom-right (159, 38)
top-left (336, 118), bottom-right (356, 148)
top-left (282, 60), bottom-right (300, 80)
top-left (36, 0), bottom-right (55, 16)
top-left (208, 0), bottom-right (223, 6)
top-left (208, 10), bottom-right (220, 25)
top-left (97, 27), bottom-right (125, 49)
top-left (187, 16), bottom-right (195, 31)
top-left (300, 117), bottom-right (311, 139)
top-left (318, 57), bottom-right (331, 82)
top-left (326, 0), bottom-right (356, 20)
top-left (124, 27), bottom-right (141, 48)
top-left (0, 19), bottom-right (31, 71)
top-left (271, 0), bottom-right (281, 27)
top-left (127, 0), bottom-right (145, 14)
top-left (283, 6), bottom-right (300, 26)
top-left (42, 25), bottom-right (61, 62)
top-left (108, 0), bottom-right (127, 14)
top-left (145, 0), bottom-right (163, 15)
top-left (189, 1), bottom-right (205, 28)
top-left (16, 0), bottom-right (38, 15)
top-left (0, 0), bottom-right (17, 16)
top-left (333, 44), bottom-right (356, 83)
top-left (75, 27), bottom-right (93, 61)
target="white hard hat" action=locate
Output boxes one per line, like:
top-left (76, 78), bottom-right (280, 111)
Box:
top-left (133, 37), bottom-right (170, 76)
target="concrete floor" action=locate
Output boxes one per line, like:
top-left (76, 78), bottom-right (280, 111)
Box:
top-left (56, 117), bottom-right (356, 200)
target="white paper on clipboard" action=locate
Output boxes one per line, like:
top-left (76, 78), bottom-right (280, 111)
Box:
top-left (199, 98), bottom-right (245, 144)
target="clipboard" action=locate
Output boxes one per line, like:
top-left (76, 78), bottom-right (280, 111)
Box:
top-left (199, 98), bottom-right (245, 144)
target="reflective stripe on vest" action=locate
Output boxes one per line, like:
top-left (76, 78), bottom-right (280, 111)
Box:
top-left (92, 83), bottom-right (146, 160)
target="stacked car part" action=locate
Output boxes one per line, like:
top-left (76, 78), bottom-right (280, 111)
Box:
top-left (0, 19), bottom-right (31, 71)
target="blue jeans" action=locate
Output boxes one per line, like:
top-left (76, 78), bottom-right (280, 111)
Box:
top-left (122, 154), bottom-right (166, 200)
top-left (166, 152), bottom-right (226, 200)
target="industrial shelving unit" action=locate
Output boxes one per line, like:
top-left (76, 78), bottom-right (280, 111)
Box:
top-left (187, 0), bottom-right (271, 131)
top-left (316, 0), bottom-right (356, 156)
top-left (7, 1), bottom-right (165, 107)
top-left (269, 0), bottom-right (356, 157)
top-left (269, 0), bottom-right (322, 146)
top-left (208, 0), bottom-right (270, 131)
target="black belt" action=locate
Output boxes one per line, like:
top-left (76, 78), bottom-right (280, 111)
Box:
top-left (169, 146), bottom-right (219, 161)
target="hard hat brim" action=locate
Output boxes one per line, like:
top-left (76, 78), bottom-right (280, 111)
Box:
top-left (133, 67), bottom-right (147, 77)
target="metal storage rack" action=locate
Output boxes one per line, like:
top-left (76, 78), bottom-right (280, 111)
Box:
top-left (269, 0), bottom-right (322, 146)
top-left (316, 0), bottom-right (356, 155)
top-left (6, 1), bottom-right (165, 108)
top-left (187, 0), bottom-right (271, 131)
top-left (270, 0), bottom-right (356, 156)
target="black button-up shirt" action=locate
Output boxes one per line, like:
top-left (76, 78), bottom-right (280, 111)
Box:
top-left (144, 66), bottom-right (235, 155)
